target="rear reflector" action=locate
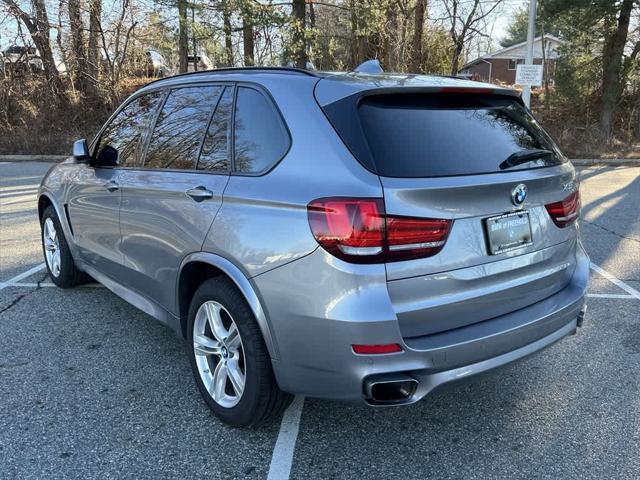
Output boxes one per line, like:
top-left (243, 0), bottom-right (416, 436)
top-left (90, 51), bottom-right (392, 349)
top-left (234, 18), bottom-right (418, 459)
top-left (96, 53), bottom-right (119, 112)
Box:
top-left (545, 190), bottom-right (580, 228)
top-left (352, 344), bottom-right (403, 355)
top-left (307, 197), bottom-right (452, 263)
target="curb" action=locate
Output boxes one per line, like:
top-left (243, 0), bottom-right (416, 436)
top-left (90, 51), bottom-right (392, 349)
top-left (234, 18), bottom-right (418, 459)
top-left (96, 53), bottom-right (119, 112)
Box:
top-left (571, 158), bottom-right (640, 167)
top-left (0, 155), bottom-right (67, 163)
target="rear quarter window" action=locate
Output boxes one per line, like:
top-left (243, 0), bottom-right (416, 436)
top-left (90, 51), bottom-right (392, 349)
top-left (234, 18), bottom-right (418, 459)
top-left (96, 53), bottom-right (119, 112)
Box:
top-left (324, 93), bottom-right (566, 178)
top-left (233, 87), bottom-right (289, 174)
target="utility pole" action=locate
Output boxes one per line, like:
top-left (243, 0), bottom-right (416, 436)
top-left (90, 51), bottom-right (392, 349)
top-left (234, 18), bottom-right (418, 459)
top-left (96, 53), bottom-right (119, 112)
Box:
top-left (522, 0), bottom-right (537, 107)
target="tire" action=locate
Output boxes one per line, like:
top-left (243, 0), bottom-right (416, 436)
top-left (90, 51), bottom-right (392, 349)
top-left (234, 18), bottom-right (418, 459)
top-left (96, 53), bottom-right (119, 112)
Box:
top-left (187, 277), bottom-right (292, 427)
top-left (41, 205), bottom-right (82, 288)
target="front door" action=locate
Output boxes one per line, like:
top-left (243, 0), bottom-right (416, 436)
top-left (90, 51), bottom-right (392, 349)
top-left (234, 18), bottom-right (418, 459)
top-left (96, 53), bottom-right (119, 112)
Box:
top-left (119, 84), bottom-right (233, 316)
top-left (67, 90), bottom-right (164, 276)
top-left (66, 165), bottom-right (122, 275)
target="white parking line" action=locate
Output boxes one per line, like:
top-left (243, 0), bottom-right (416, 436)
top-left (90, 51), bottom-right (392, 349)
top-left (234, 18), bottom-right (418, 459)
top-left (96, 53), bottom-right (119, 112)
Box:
top-left (267, 396), bottom-right (305, 480)
top-left (6, 282), bottom-right (104, 289)
top-left (590, 263), bottom-right (640, 300)
top-left (0, 263), bottom-right (46, 290)
top-left (586, 293), bottom-right (635, 299)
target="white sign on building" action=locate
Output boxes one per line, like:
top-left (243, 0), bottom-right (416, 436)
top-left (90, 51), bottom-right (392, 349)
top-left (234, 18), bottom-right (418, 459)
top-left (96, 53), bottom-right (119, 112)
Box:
top-left (515, 64), bottom-right (544, 86)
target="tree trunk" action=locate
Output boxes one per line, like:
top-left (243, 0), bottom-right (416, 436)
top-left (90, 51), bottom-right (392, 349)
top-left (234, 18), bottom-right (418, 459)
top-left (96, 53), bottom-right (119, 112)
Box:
top-left (635, 89), bottom-right (640, 141)
top-left (599, 0), bottom-right (634, 142)
top-left (411, 0), bottom-right (426, 73)
top-left (178, 0), bottom-right (188, 73)
top-left (68, 0), bottom-right (87, 91)
top-left (222, 0), bottom-right (234, 67)
top-left (242, 10), bottom-right (254, 66)
top-left (383, 2), bottom-right (397, 71)
top-left (450, 42), bottom-right (463, 76)
top-left (87, 0), bottom-right (102, 89)
top-left (191, 7), bottom-right (197, 71)
top-left (292, 0), bottom-right (306, 68)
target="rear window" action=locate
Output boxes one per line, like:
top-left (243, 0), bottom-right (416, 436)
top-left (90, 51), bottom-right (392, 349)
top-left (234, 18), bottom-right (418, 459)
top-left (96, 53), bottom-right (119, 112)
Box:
top-left (324, 93), bottom-right (565, 178)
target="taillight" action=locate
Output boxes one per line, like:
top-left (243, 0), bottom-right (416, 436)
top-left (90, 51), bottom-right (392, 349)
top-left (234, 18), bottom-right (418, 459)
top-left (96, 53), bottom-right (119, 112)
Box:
top-left (545, 190), bottom-right (580, 228)
top-left (307, 197), bottom-right (452, 263)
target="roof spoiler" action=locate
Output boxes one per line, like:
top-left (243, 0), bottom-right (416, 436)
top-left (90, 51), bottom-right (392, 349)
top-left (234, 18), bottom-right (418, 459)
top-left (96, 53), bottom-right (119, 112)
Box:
top-left (354, 59), bottom-right (383, 74)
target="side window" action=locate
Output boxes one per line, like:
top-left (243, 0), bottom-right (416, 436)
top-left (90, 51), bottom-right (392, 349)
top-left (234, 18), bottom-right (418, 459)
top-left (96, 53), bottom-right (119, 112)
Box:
top-left (198, 87), bottom-right (233, 171)
top-left (234, 87), bottom-right (289, 174)
top-left (94, 91), bottom-right (163, 167)
top-left (144, 85), bottom-right (223, 170)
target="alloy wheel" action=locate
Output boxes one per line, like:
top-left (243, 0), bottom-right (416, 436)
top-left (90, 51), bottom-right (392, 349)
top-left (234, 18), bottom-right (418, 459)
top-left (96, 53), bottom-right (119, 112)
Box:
top-left (43, 217), bottom-right (61, 277)
top-left (193, 301), bottom-right (246, 408)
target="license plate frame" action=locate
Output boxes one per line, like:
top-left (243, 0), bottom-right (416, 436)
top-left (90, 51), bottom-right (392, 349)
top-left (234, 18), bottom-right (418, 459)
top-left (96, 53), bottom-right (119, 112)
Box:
top-left (484, 211), bottom-right (533, 255)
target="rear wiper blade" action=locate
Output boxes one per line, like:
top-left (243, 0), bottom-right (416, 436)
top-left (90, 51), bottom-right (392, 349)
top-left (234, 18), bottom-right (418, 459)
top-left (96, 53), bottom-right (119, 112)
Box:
top-left (499, 149), bottom-right (553, 170)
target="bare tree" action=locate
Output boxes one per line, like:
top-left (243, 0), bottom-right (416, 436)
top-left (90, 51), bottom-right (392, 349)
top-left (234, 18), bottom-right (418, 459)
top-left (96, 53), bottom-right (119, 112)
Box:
top-left (99, 0), bottom-right (137, 91)
top-left (441, 0), bottom-right (504, 75)
top-left (1, 0), bottom-right (63, 92)
top-left (600, 0), bottom-right (634, 141)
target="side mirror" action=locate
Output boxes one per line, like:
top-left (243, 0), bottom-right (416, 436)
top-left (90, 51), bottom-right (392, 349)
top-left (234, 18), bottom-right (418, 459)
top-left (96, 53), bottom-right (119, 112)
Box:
top-left (72, 139), bottom-right (90, 162)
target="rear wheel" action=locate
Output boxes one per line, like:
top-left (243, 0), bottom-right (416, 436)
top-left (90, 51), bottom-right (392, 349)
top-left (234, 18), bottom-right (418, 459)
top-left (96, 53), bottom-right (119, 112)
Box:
top-left (41, 206), bottom-right (81, 288)
top-left (187, 277), bottom-right (292, 427)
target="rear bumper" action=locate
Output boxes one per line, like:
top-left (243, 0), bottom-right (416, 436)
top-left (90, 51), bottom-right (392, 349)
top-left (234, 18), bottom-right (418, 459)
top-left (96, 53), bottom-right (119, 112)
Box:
top-left (253, 241), bottom-right (589, 404)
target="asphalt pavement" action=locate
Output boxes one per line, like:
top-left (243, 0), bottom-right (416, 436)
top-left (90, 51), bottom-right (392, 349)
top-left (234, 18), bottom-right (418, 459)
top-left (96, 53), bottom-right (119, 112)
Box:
top-left (1, 161), bottom-right (639, 479)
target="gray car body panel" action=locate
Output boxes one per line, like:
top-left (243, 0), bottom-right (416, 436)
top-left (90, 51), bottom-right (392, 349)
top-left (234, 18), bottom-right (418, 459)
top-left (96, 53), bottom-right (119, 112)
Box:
top-left (39, 68), bottom-right (589, 405)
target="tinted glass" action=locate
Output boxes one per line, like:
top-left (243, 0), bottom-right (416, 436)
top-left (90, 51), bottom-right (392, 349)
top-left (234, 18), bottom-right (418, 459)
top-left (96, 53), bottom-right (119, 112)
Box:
top-left (95, 91), bottom-right (163, 167)
top-left (357, 94), bottom-right (564, 177)
top-left (144, 86), bottom-right (222, 170)
top-left (234, 87), bottom-right (288, 173)
top-left (198, 87), bottom-right (233, 171)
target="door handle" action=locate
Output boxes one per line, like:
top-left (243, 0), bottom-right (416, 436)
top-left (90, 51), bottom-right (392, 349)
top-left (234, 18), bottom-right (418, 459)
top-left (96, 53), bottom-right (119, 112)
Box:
top-left (104, 180), bottom-right (119, 192)
top-left (186, 186), bottom-right (214, 201)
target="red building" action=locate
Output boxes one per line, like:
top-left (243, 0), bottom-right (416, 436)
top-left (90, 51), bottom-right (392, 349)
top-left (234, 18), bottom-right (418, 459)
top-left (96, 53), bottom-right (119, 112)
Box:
top-left (459, 35), bottom-right (563, 86)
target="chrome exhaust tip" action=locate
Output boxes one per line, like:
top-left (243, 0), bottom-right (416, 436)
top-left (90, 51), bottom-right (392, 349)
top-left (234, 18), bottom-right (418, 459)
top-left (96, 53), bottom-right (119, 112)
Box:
top-left (364, 373), bottom-right (418, 405)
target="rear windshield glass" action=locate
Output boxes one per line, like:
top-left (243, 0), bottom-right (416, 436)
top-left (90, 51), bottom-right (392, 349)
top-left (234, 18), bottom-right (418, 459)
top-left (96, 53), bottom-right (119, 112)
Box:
top-left (326, 93), bottom-right (565, 178)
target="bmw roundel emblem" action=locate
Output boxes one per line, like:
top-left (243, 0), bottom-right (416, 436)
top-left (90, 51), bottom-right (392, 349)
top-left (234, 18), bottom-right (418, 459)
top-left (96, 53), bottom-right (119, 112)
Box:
top-left (511, 184), bottom-right (527, 206)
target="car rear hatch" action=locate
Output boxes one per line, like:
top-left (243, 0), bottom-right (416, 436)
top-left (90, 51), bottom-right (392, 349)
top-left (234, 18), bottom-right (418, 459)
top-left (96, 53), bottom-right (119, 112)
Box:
top-left (318, 78), bottom-right (581, 339)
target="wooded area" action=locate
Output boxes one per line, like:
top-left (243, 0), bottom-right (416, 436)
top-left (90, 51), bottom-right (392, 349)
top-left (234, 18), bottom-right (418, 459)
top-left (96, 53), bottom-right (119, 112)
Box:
top-left (0, 0), bottom-right (639, 157)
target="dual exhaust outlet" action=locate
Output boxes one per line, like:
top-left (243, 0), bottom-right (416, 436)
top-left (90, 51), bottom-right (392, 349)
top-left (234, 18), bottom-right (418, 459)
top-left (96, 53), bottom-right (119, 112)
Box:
top-left (363, 373), bottom-right (419, 405)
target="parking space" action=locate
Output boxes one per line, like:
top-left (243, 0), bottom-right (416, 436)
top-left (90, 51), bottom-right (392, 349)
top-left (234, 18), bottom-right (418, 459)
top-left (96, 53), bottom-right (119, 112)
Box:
top-left (1, 162), bottom-right (639, 479)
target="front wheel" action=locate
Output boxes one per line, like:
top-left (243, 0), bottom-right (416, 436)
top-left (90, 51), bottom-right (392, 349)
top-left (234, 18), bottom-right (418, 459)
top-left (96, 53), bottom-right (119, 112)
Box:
top-left (41, 206), bottom-right (82, 288)
top-left (187, 277), bottom-right (292, 427)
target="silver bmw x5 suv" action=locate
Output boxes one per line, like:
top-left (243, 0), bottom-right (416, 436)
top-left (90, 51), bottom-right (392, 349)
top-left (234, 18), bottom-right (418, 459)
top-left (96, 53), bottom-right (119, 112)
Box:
top-left (38, 67), bottom-right (589, 427)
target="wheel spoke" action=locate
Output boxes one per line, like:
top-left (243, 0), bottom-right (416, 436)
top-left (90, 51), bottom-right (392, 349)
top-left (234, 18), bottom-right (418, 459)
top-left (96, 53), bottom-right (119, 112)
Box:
top-left (226, 359), bottom-right (245, 396)
top-left (193, 334), bottom-right (222, 356)
top-left (226, 323), bottom-right (241, 351)
top-left (52, 252), bottom-right (61, 275)
top-left (205, 302), bottom-right (227, 343)
top-left (212, 361), bottom-right (228, 401)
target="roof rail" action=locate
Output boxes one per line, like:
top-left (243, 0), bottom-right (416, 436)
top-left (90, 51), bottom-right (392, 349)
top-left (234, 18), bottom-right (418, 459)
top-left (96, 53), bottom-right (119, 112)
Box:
top-left (144, 66), bottom-right (320, 88)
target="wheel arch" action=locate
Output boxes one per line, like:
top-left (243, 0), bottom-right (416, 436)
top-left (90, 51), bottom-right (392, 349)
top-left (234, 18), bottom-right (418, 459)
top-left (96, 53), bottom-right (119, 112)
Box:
top-left (38, 193), bottom-right (75, 246)
top-left (177, 252), bottom-right (280, 362)
top-left (37, 193), bottom-right (55, 220)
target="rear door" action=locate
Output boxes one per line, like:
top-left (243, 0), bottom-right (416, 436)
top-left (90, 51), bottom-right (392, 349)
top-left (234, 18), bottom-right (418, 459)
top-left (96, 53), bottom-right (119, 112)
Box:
top-left (118, 84), bottom-right (233, 316)
top-left (326, 91), bottom-right (580, 338)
